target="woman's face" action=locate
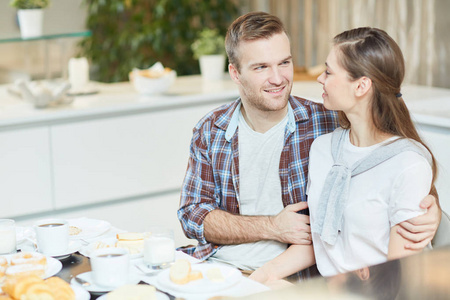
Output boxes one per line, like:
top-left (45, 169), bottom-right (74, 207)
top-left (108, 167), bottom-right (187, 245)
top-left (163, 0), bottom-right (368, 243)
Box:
top-left (317, 47), bottom-right (356, 112)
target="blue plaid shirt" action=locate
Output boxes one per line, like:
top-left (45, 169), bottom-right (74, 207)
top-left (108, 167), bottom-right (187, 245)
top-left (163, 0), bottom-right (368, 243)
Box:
top-left (178, 95), bottom-right (338, 261)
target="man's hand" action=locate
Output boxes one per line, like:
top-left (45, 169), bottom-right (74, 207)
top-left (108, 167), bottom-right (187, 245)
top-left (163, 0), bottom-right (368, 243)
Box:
top-left (397, 195), bottom-right (441, 250)
top-left (269, 202), bottom-right (311, 245)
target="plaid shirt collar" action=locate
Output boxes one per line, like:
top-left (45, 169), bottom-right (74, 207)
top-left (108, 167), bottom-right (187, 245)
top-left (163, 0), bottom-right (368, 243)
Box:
top-left (220, 95), bottom-right (312, 141)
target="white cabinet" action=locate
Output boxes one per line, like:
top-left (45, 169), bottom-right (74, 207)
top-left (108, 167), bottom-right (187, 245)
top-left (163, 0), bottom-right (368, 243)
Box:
top-left (0, 127), bottom-right (52, 217)
top-left (51, 103), bottom-right (225, 209)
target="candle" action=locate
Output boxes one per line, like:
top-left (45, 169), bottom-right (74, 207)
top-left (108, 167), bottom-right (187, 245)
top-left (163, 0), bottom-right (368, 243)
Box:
top-left (68, 57), bottom-right (89, 90)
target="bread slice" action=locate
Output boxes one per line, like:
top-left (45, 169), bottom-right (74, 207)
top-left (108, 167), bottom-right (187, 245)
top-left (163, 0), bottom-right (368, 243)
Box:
top-left (107, 284), bottom-right (156, 300)
top-left (206, 267), bottom-right (225, 283)
top-left (169, 259), bottom-right (192, 285)
top-left (116, 232), bottom-right (145, 241)
top-left (188, 270), bottom-right (203, 282)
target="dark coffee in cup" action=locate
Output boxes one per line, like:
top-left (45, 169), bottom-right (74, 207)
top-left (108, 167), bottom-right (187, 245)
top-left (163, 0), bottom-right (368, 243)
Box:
top-left (39, 223), bottom-right (64, 228)
top-left (97, 254), bottom-right (123, 258)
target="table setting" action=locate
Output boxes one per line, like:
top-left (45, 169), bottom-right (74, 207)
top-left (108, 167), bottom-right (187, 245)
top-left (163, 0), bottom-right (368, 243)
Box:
top-left (0, 217), bottom-right (269, 300)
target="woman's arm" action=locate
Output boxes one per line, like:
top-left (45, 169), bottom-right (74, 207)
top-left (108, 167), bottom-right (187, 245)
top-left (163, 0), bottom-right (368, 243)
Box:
top-left (388, 224), bottom-right (422, 260)
top-left (249, 244), bottom-right (315, 285)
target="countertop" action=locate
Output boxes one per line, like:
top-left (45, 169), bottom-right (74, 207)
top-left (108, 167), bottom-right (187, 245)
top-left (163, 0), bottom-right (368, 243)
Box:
top-left (1, 75), bottom-right (450, 129)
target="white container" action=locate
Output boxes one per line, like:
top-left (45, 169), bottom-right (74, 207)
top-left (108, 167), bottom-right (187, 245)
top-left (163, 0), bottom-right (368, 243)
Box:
top-left (34, 219), bottom-right (69, 256)
top-left (68, 57), bottom-right (90, 91)
top-left (199, 54), bottom-right (226, 81)
top-left (0, 219), bottom-right (16, 254)
top-left (17, 9), bottom-right (44, 39)
top-left (143, 227), bottom-right (175, 269)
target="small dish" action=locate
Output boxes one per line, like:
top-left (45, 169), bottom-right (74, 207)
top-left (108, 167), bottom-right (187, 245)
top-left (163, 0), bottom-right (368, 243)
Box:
top-left (68, 218), bottom-right (111, 240)
top-left (49, 241), bottom-right (83, 259)
top-left (70, 284), bottom-right (91, 300)
top-left (71, 271), bottom-right (141, 293)
top-left (97, 289), bottom-right (169, 300)
top-left (157, 263), bottom-right (242, 294)
top-left (0, 253), bottom-right (62, 279)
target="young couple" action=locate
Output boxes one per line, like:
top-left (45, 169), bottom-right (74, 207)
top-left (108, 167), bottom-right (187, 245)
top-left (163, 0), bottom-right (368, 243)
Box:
top-left (178, 11), bottom-right (440, 283)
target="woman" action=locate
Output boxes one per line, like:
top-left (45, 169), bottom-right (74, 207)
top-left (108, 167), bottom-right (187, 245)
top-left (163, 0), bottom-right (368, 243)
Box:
top-left (250, 27), bottom-right (437, 283)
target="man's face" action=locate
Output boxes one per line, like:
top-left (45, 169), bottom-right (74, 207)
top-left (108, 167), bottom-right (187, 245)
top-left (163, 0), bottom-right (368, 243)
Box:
top-left (229, 32), bottom-right (293, 114)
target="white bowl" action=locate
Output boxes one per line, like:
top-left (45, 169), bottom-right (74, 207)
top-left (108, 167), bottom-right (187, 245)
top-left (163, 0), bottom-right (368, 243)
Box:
top-left (129, 68), bottom-right (177, 94)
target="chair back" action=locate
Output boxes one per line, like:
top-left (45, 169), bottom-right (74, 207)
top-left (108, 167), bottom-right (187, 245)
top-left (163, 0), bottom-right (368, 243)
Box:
top-left (432, 210), bottom-right (450, 248)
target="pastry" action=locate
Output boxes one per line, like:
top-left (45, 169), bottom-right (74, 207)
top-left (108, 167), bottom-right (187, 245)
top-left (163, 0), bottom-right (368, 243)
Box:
top-left (0, 257), bottom-right (8, 268)
top-left (2, 275), bottom-right (43, 299)
top-left (2, 275), bottom-right (75, 300)
top-left (5, 264), bottom-right (45, 279)
top-left (107, 284), bottom-right (156, 300)
top-left (44, 277), bottom-right (75, 300)
top-left (10, 252), bottom-right (46, 267)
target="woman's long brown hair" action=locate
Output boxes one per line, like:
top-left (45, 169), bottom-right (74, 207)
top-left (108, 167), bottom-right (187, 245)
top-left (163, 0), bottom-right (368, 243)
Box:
top-left (334, 27), bottom-right (438, 200)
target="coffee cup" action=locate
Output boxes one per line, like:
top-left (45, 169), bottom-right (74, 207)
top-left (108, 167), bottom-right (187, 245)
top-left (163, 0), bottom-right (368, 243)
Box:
top-left (0, 219), bottom-right (16, 255)
top-left (143, 227), bottom-right (175, 269)
top-left (34, 219), bottom-right (69, 256)
top-left (90, 248), bottom-right (130, 288)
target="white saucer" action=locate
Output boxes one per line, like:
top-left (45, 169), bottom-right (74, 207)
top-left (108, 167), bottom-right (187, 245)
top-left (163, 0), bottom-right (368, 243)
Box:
top-left (71, 271), bottom-right (141, 293)
top-left (97, 290), bottom-right (169, 300)
top-left (70, 284), bottom-right (91, 300)
top-left (45, 241), bottom-right (83, 259)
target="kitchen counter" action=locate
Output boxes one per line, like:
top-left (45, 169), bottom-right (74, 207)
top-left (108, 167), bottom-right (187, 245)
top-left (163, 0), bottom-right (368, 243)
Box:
top-left (0, 75), bottom-right (239, 129)
top-left (1, 77), bottom-right (450, 129)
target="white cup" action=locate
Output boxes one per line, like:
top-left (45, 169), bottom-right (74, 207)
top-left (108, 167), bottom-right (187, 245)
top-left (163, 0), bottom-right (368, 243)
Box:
top-left (34, 219), bottom-right (69, 256)
top-left (143, 227), bottom-right (175, 269)
top-left (0, 219), bottom-right (16, 255)
top-left (90, 248), bottom-right (130, 288)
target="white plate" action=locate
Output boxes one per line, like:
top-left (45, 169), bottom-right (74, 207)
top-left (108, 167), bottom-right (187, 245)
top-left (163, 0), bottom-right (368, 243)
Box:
top-left (71, 271), bottom-right (141, 293)
top-left (49, 241), bottom-right (83, 259)
top-left (71, 284), bottom-right (91, 300)
top-left (68, 218), bottom-right (111, 240)
top-left (157, 263), bottom-right (242, 294)
top-left (79, 237), bottom-right (142, 259)
top-left (0, 253), bottom-right (62, 279)
top-left (97, 290), bottom-right (169, 300)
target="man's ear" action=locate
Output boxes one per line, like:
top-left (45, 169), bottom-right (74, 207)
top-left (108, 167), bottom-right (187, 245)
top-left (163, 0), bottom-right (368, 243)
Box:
top-left (355, 76), bottom-right (372, 97)
top-left (229, 63), bottom-right (241, 84)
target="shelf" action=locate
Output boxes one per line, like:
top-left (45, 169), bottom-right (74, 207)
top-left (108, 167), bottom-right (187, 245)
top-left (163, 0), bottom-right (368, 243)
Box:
top-left (0, 30), bottom-right (91, 44)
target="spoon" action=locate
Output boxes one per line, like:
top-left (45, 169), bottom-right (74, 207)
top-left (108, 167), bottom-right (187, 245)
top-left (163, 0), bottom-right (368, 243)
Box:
top-left (74, 276), bottom-right (91, 287)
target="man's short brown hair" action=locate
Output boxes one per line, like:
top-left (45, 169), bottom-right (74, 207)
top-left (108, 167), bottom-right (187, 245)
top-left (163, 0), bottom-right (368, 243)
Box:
top-left (225, 11), bottom-right (288, 72)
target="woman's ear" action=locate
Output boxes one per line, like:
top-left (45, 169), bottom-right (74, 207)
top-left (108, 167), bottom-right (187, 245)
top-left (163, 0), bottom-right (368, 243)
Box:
top-left (355, 76), bottom-right (372, 97)
top-left (229, 63), bottom-right (241, 84)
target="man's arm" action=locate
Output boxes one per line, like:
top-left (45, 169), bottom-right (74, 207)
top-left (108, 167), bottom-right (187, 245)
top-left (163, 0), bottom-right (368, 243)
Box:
top-left (397, 194), bottom-right (441, 250)
top-left (204, 202), bottom-right (312, 245)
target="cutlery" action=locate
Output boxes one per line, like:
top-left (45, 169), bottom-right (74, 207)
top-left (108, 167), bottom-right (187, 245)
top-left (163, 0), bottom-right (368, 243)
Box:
top-left (134, 264), bottom-right (159, 276)
top-left (74, 276), bottom-right (91, 287)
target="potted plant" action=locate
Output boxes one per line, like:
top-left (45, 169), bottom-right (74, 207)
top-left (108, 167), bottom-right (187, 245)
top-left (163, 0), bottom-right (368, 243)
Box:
top-left (10, 0), bottom-right (50, 39)
top-left (191, 28), bottom-right (226, 81)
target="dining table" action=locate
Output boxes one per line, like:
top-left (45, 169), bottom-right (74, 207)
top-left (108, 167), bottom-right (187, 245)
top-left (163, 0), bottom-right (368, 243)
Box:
top-left (12, 218), bottom-right (450, 299)
top-left (13, 217), bottom-right (271, 300)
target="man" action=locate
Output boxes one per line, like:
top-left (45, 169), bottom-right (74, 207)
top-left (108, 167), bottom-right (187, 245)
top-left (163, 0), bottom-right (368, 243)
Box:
top-left (178, 11), bottom-right (440, 276)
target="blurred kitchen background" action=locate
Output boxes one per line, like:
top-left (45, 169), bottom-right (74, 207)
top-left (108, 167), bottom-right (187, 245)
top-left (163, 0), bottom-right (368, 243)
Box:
top-left (1, 0), bottom-right (450, 88)
top-left (1, 0), bottom-right (450, 247)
